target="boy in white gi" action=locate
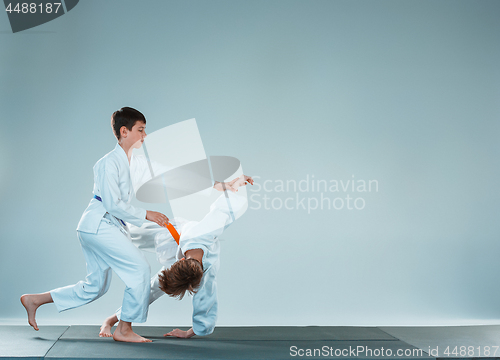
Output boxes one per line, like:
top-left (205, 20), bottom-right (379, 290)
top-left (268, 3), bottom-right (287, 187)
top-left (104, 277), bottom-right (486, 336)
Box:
top-left (21, 107), bottom-right (170, 343)
top-left (99, 175), bottom-right (253, 338)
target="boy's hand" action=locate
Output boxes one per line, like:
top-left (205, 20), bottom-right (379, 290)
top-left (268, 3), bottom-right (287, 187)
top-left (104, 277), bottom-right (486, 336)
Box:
top-left (213, 175), bottom-right (254, 192)
top-left (164, 328), bottom-right (195, 338)
top-left (213, 181), bottom-right (237, 193)
top-left (146, 210), bottom-right (169, 227)
top-left (242, 175), bottom-right (254, 185)
top-left (228, 175), bottom-right (254, 190)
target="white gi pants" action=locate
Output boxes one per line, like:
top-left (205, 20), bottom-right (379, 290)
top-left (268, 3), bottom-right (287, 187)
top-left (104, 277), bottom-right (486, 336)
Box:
top-left (115, 223), bottom-right (177, 320)
top-left (50, 215), bottom-right (151, 323)
top-left (115, 266), bottom-right (172, 320)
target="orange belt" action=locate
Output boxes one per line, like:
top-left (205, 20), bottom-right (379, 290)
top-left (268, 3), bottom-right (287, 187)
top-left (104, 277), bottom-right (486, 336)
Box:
top-left (165, 222), bottom-right (180, 245)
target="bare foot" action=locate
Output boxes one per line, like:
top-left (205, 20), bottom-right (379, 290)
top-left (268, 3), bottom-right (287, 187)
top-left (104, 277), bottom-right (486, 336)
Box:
top-left (99, 314), bottom-right (118, 337)
top-left (20, 294), bottom-right (40, 331)
top-left (113, 329), bottom-right (152, 343)
top-left (113, 321), bottom-right (152, 343)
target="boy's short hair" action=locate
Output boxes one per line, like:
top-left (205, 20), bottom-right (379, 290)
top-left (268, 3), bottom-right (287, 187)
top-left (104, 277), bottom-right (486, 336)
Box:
top-left (158, 259), bottom-right (204, 300)
top-left (111, 107), bottom-right (146, 140)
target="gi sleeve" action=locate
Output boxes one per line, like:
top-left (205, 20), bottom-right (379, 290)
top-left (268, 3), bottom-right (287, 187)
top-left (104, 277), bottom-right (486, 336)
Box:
top-left (99, 159), bottom-right (147, 227)
top-left (191, 264), bottom-right (218, 336)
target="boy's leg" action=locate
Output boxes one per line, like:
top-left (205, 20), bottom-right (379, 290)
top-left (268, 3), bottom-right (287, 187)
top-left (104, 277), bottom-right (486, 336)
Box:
top-left (75, 222), bottom-right (151, 323)
top-left (23, 219), bottom-right (151, 342)
top-left (100, 265), bottom-right (171, 337)
top-left (21, 227), bottom-right (114, 331)
top-left (75, 221), bottom-right (152, 342)
top-left (111, 266), bottom-right (162, 343)
top-left (101, 224), bottom-right (178, 337)
top-left (49, 233), bottom-right (113, 312)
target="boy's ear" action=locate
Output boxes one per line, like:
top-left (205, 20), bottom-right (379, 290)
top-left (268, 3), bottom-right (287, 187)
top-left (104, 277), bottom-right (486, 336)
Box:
top-left (120, 126), bottom-right (128, 138)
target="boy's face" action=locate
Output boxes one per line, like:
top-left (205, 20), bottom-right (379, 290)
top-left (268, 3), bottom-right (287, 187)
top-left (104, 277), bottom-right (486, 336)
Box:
top-left (123, 120), bottom-right (147, 149)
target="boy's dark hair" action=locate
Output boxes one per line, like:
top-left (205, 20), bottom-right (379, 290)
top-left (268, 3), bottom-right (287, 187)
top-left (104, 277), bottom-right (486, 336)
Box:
top-left (111, 107), bottom-right (146, 140)
top-left (158, 259), bottom-right (204, 299)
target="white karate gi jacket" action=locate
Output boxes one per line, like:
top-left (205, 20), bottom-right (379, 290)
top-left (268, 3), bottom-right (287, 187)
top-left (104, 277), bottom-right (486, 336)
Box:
top-left (77, 143), bottom-right (147, 233)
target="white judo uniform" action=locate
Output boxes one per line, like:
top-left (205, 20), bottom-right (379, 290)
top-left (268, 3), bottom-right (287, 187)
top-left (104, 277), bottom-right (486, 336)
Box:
top-left (118, 191), bottom-right (247, 336)
top-left (50, 143), bottom-right (151, 323)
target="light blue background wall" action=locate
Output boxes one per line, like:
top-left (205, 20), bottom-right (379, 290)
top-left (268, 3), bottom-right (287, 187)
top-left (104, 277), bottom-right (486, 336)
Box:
top-left (1, 0), bottom-right (499, 327)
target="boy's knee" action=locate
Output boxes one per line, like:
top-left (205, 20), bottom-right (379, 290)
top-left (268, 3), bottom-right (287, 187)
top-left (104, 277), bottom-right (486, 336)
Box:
top-left (100, 268), bottom-right (113, 294)
top-left (78, 278), bottom-right (109, 300)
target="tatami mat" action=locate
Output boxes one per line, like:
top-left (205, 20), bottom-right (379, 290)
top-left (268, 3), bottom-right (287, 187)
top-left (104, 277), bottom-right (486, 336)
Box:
top-left (9, 324), bottom-right (500, 359)
top-left (0, 325), bottom-right (68, 360)
top-left (381, 325), bottom-right (500, 358)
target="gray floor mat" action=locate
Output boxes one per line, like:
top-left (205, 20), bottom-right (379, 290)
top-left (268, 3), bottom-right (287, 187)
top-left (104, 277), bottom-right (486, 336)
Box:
top-left (0, 325), bottom-right (69, 359)
top-left (58, 325), bottom-right (397, 341)
top-left (46, 338), bottom-right (429, 359)
top-left (380, 325), bottom-right (500, 358)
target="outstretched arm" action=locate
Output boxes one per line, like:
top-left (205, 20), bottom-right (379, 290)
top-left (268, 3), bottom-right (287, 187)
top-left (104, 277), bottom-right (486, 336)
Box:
top-left (213, 175), bottom-right (254, 192)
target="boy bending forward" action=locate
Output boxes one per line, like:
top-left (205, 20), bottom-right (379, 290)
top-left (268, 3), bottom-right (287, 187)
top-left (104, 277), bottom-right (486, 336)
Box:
top-left (99, 175), bottom-right (253, 338)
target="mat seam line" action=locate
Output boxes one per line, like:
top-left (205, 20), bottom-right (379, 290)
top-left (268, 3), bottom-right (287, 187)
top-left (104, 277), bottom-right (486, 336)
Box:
top-left (376, 327), bottom-right (434, 358)
top-left (43, 325), bottom-right (71, 359)
top-left (375, 327), bottom-right (403, 341)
